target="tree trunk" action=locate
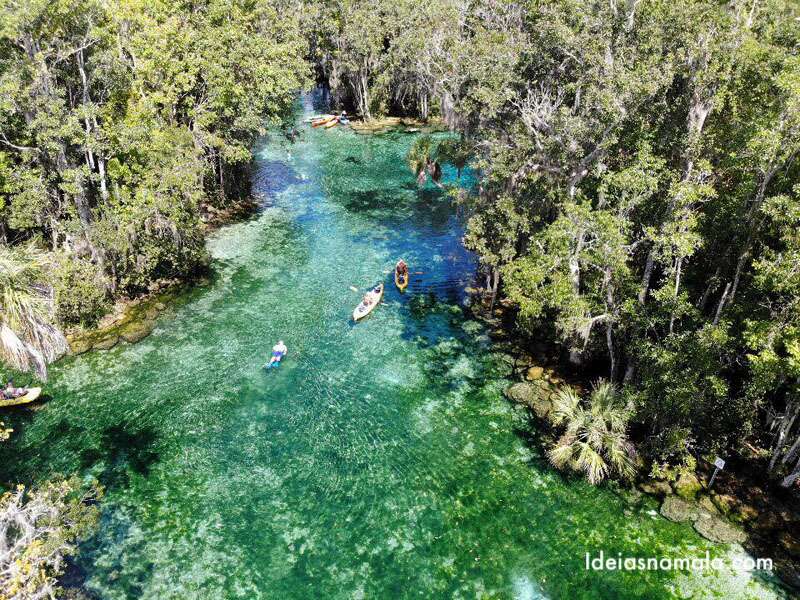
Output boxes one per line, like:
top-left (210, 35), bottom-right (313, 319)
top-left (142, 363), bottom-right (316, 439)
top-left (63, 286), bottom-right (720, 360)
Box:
top-left (638, 250), bottom-right (654, 304)
top-left (77, 48), bottom-right (96, 171)
top-left (712, 282), bottom-right (731, 326)
top-left (668, 256), bottom-right (683, 334)
top-left (488, 267), bottom-right (499, 311)
top-left (780, 457), bottom-right (800, 488)
top-left (769, 398), bottom-right (799, 472)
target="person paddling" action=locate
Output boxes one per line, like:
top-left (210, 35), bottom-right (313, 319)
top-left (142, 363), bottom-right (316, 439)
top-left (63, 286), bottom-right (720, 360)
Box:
top-left (396, 259), bottom-right (408, 284)
top-left (267, 340), bottom-right (288, 368)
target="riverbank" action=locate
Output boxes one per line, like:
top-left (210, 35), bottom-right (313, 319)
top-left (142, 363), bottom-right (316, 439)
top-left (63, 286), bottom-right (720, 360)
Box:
top-left (468, 291), bottom-right (800, 593)
top-left (349, 115), bottom-right (449, 135)
top-left (64, 196), bottom-right (261, 356)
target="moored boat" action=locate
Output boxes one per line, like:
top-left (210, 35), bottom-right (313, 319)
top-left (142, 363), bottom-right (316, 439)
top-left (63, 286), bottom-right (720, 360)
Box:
top-left (353, 283), bottom-right (384, 321)
top-left (312, 115), bottom-right (337, 128)
top-left (322, 117), bottom-right (340, 129)
top-left (0, 387), bottom-right (42, 408)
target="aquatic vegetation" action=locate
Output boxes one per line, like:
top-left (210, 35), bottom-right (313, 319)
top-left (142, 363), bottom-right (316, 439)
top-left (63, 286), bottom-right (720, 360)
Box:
top-left (0, 105), bottom-right (788, 599)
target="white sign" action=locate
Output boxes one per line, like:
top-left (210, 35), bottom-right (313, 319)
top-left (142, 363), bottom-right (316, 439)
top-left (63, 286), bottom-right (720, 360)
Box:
top-left (714, 457), bottom-right (725, 470)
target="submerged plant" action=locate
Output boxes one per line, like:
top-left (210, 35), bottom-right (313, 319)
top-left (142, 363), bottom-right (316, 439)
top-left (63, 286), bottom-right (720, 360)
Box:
top-left (547, 381), bottom-right (637, 485)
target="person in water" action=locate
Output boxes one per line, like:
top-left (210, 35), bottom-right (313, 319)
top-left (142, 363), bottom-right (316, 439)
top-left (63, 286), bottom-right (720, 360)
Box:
top-left (339, 110), bottom-right (348, 124)
top-left (268, 340), bottom-right (288, 367)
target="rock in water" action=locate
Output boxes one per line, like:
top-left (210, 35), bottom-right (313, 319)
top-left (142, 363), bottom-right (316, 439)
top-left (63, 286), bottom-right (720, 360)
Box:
top-left (660, 496), bottom-right (699, 522)
top-left (69, 337), bottom-right (94, 355)
top-left (526, 366), bottom-right (544, 380)
top-left (120, 320), bottom-right (155, 344)
top-left (504, 382), bottom-right (553, 419)
top-left (505, 382), bottom-right (536, 405)
top-left (93, 335), bottom-right (119, 351)
top-left (637, 480), bottom-right (673, 498)
top-left (672, 472), bottom-right (703, 501)
top-left (693, 512), bottom-right (747, 544)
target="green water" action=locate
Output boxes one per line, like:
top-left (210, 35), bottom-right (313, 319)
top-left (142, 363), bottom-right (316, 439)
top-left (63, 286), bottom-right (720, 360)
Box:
top-left (0, 97), bottom-right (790, 599)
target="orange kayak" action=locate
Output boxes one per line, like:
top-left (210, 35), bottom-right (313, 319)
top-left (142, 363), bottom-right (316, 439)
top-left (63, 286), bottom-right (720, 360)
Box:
top-left (312, 115), bottom-right (336, 128)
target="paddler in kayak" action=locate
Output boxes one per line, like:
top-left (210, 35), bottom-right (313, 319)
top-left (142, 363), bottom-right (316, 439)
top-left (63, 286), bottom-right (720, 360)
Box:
top-left (396, 259), bottom-right (408, 278)
top-left (338, 110), bottom-right (349, 125)
top-left (266, 340), bottom-right (288, 368)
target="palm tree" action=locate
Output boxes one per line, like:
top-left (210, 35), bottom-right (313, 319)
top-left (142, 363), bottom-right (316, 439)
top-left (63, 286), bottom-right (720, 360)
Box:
top-left (0, 244), bottom-right (68, 380)
top-left (435, 137), bottom-right (472, 180)
top-left (547, 380), bottom-right (637, 484)
top-left (406, 135), bottom-right (443, 188)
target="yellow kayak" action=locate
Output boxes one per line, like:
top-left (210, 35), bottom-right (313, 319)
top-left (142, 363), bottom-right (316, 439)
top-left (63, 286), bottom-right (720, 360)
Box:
top-left (312, 115), bottom-right (337, 128)
top-left (395, 266), bottom-right (409, 291)
top-left (353, 283), bottom-right (384, 321)
top-left (0, 387), bottom-right (42, 408)
top-left (322, 117), bottom-right (340, 129)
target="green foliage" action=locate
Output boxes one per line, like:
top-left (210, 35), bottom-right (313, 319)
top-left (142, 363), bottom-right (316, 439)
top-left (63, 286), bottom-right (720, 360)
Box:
top-left (53, 256), bottom-right (110, 327)
top-left (547, 381), bottom-right (637, 484)
top-left (0, 0), bottom-right (309, 377)
top-left (635, 326), bottom-right (752, 458)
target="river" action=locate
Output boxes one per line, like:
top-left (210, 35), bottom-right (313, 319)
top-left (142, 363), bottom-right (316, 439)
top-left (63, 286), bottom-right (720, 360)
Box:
top-left (0, 96), bottom-right (789, 599)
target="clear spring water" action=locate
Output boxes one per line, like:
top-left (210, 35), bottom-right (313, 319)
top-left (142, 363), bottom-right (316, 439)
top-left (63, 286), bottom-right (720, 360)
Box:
top-left (0, 97), bottom-right (791, 599)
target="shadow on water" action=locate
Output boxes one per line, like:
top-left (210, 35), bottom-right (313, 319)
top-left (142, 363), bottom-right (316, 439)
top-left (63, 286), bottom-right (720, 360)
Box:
top-left (0, 416), bottom-right (160, 494)
top-left (251, 159), bottom-right (304, 205)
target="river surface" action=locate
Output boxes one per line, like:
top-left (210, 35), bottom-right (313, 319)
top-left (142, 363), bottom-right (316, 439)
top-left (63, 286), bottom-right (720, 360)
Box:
top-left (0, 97), bottom-right (790, 599)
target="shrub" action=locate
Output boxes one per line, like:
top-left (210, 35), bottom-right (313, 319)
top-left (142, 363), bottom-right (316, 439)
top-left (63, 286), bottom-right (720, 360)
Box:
top-left (53, 257), bottom-right (110, 327)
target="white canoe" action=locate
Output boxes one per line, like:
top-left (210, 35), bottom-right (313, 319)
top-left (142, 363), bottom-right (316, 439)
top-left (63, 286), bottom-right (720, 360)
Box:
top-left (353, 283), bottom-right (384, 321)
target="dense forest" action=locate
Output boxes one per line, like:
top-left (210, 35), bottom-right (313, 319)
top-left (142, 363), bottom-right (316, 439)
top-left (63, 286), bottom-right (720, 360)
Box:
top-left (302, 0), bottom-right (800, 490)
top-left (1, 1), bottom-right (800, 592)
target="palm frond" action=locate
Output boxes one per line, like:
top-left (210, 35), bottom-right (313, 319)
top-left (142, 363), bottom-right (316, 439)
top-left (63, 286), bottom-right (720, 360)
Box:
top-left (548, 433), bottom-right (576, 470)
top-left (0, 244), bottom-right (67, 380)
top-left (575, 441), bottom-right (608, 485)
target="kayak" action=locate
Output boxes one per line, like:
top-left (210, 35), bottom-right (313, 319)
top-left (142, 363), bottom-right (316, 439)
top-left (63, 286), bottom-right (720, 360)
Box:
top-left (0, 387), bottom-right (42, 408)
top-left (304, 114), bottom-right (333, 123)
top-left (322, 117), bottom-right (340, 129)
top-left (395, 266), bottom-right (409, 291)
top-left (353, 283), bottom-right (384, 321)
top-left (312, 115), bottom-right (337, 128)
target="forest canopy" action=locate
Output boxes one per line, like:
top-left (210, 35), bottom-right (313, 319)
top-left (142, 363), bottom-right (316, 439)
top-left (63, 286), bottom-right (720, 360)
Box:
top-left (305, 0), bottom-right (800, 488)
top-left (0, 0), bottom-right (799, 488)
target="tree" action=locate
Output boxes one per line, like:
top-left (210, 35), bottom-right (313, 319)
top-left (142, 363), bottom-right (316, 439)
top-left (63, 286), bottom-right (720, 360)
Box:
top-left (406, 135), bottom-right (442, 187)
top-left (0, 244), bottom-right (67, 380)
top-left (0, 0), bottom-right (309, 323)
top-left (0, 477), bottom-right (100, 600)
top-left (547, 381), bottom-right (637, 485)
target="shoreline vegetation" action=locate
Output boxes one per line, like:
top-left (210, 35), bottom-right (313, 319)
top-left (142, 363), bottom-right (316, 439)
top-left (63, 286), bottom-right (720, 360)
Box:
top-left (1, 0), bottom-right (800, 596)
top-left (468, 291), bottom-right (800, 589)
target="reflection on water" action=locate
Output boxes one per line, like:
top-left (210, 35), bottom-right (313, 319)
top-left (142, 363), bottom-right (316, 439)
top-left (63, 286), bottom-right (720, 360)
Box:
top-left (0, 95), bottom-right (789, 599)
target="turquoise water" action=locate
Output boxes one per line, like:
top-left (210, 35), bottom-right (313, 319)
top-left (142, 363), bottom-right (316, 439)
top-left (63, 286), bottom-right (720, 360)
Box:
top-left (0, 97), bottom-right (790, 599)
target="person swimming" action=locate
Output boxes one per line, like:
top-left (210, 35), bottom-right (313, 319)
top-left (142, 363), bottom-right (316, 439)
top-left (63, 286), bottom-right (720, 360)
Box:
top-left (267, 340), bottom-right (288, 367)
